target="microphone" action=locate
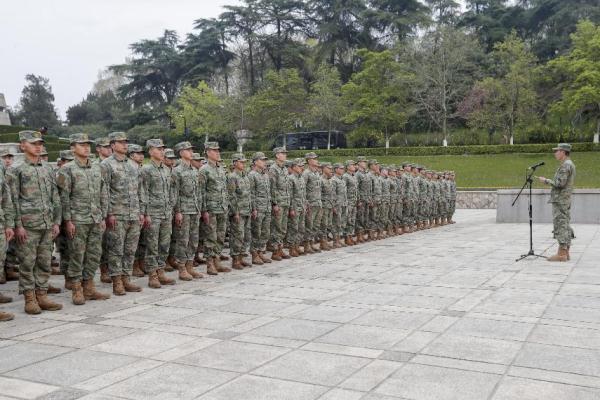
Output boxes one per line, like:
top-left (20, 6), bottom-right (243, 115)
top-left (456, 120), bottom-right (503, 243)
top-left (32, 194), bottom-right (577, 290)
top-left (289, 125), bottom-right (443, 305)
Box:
top-left (528, 161), bottom-right (545, 170)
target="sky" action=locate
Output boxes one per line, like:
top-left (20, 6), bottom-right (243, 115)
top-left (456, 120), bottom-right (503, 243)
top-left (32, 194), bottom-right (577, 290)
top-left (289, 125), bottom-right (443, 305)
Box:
top-left (0, 0), bottom-right (239, 119)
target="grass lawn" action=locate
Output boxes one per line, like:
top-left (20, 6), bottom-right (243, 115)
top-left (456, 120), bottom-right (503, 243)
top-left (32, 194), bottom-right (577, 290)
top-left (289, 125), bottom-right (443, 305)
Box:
top-left (316, 152), bottom-right (600, 189)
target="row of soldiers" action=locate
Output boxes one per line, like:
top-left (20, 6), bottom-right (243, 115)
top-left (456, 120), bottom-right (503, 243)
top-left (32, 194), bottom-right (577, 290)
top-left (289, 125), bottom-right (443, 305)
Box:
top-left (0, 131), bottom-right (456, 321)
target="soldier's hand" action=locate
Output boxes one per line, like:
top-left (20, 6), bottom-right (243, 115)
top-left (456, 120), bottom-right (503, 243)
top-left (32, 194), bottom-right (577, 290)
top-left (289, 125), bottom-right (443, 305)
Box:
top-left (332, 208), bottom-right (337, 215)
top-left (357, 202), bottom-right (363, 209)
top-left (234, 213), bottom-right (240, 224)
top-left (138, 214), bottom-right (145, 227)
top-left (202, 211), bottom-right (210, 225)
top-left (51, 224), bottom-right (60, 240)
top-left (65, 220), bottom-right (76, 240)
top-left (175, 212), bottom-right (183, 227)
top-left (106, 215), bottom-right (116, 230)
top-left (537, 176), bottom-right (546, 184)
top-left (5, 228), bottom-right (14, 242)
top-left (144, 215), bottom-right (152, 229)
top-left (289, 209), bottom-right (296, 218)
top-left (251, 209), bottom-right (258, 220)
top-left (15, 227), bottom-right (27, 244)
top-left (272, 205), bottom-right (280, 216)
top-left (99, 221), bottom-right (106, 231)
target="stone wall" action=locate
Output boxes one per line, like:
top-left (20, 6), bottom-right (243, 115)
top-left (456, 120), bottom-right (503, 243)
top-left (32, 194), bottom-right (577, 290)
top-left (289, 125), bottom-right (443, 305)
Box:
top-left (456, 191), bottom-right (498, 209)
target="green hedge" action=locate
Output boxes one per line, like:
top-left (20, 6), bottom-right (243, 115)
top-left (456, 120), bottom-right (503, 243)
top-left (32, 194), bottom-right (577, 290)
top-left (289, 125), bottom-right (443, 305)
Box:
top-left (0, 126), bottom-right (27, 135)
top-left (222, 142), bottom-right (600, 159)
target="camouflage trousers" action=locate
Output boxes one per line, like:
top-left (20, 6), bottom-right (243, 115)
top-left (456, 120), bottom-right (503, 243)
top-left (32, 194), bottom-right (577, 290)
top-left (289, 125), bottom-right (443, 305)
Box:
top-left (67, 223), bottom-right (104, 282)
top-left (286, 209), bottom-right (305, 246)
top-left (368, 204), bottom-right (379, 230)
top-left (251, 211), bottom-right (271, 251)
top-left (304, 205), bottom-right (322, 242)
top-left (144, 215), bottom-right (173, 271)
top-left (171, 213), bottom-right (198, 264)
top-left (135, 230), bottom-right (147, 262)
top-left (203, 213), bottom-right (227, 258)
top-left (105, 219), bottom-right (141, 277)
top-left (402, 200), bottom-right (412, 225)
top-left (380, 202), bottom-right (390, 230)
top-left (356, 202), bottom-right (369, 231)
top-left (56, 232), bottom-right (69, 274)
top-left (16, 228), bottom-right (53, 293)
top-left (270, 206), bottom-right (289, 246)
top-left (345, 204), bottom-right (357, 236)
top-left (332, 206), bottom-right (347, 236)
top-left (229, 214), bottom-right (251, 256)
top-left (0, 230), bottom-right (6, 283)
top-left (395, 202), bottom-right (403, 225)
top-left (552, 202), bottom-right (573, 247)
top-left (320, 208), bottom-right (333, 239)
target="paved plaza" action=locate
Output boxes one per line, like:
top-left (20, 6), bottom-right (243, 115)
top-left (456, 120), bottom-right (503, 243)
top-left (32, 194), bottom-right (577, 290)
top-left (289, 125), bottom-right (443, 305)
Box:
top-left (0, 209), bottom-right (599, 400)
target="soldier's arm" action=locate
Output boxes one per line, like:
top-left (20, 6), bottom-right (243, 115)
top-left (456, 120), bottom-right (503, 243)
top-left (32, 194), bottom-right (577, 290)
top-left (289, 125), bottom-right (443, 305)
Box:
top-left (6, 168), bottom-right (22, 228)
top-left (172, 170), bottom-right (182, 213)
top-left (50, 170), bottom-right (62, 226)
top-left (56, 167), bottom-right (72, 222)
top-left (137, 168), bottom-right (147, 216)
top-left (100, 161), bottom-right (114, 215)
top-left (545, 165), bottom-right (570, 188)
top-left (199, 168), bottom-right (208, 212)
top-left (100, 168), bottom-right (109, 219)
top-left (1, 181), bottom-right (14, 228)
top-left (227, 174), bottom-right (238, 216)
top-left (140, 167), bottom-right (150, 215)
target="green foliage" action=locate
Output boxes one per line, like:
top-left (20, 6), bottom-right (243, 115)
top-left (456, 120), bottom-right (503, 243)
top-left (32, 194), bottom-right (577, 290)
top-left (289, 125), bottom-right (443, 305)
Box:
top-left (12, 74), bottom-right (59, 129)
top-left (308, 64), bottom-right (346, 147)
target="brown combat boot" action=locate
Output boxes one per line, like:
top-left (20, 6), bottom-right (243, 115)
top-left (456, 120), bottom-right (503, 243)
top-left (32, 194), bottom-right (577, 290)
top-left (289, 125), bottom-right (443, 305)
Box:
top-left (332, 236), bottom-right (341, 249)
top-left (147, 270), bottom-right (161, 289)
top-left (311, 240), bottom-right (321, 253)
top-left (345, 235), bottom-right (353, 246)
top-left (5, 267), bottom-right (19, 281)
top-left (214, 257), bottom-right (231, 273)
top-left (0, 311), bottom-right (14, 321)
top-left (259, 251), bottom-right (272, 263)
top-left (122, 275), bottom-right (142, 292)
top-left (71, 281), bottom-right (85, 305)
top-left (566, 246), bottom-right (571, 261)
top-left (51, 265), bottom-right (61, 275)
top-left (64, 276), bottom-right (73, 291)
top-left (177, 263), bottom-right (193, 281)
top-left (23, 290), bottom-right (41, 315)
top-left (100, 264), bottom-right (111, 283)
top-left (132, 260), bottom-right (145, 277)
top-left (206, 258), bottom-right (218, 275)
top-left (48, 284), bottom-right (62, 294)
top-left (266, 243), bottom-right (275, 252)
top-left (547, 246), bottom-right (568, 262)
top-left (35, 289), bottom-right (63, 311)
top-left (303, 241), bottom-right (314, 254)
top-left (289, 246), bottom-right (299, 257)
top-left (219, 254), bottom-right (230, 261)
top-left (231, 255), bottom-right (244, 270)
top-left (186, 261), bottom-right (203, 279)
top-left (194, 253), bottom-right (207, 265)
top-left (280, 245), bottom-right (291, 259)
top-left (82, 279), bottom-right (110, 300)
top-left (112, 276), bottom-right (126, 296)
top-left (251, 251), bottom-right (264, 265)
top-left (271, 248), bottom-right (282, 261)
top-left (157, 268), bottom-right (175, 285)
top-left (0, 292), bottom-right (12, 304)
top-left (240, 256), bottom-right (251, 267)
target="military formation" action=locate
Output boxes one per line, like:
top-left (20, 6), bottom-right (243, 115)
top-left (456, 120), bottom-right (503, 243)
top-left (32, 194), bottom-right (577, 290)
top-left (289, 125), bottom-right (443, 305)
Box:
top-left (0, 131), bottom-right (457, 321)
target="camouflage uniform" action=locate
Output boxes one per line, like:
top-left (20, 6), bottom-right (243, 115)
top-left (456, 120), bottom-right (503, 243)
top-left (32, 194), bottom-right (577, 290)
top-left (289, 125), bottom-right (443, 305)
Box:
top-left (320, 166), bottom-right (334, 240)
top-left (546, 155), bottom-right (576, 247)
top-left (200, 156), bottom-right (228, 258)
top-left (249, 155), bottom-right (271, 253)
top-left (302, 156), bottom-right (322, 244)
top-left (369, 165), bottom-right (382, 232)
top-left (269, 155), bottom-right (291, 247)
top-left (355, 159), bottom-right (371, 235)
top-left (331, 167), bottom-right (347, 240)
top-left (287, 159), bottom-right (306, 248)
top-left (380, 171), bottom-right (391, 232)
top-left (227, 156), bottom-right (252, 257)
top-left (0, 162), bottom-right (13, 284)
top-left (343, 164), bottom-right (358, 237)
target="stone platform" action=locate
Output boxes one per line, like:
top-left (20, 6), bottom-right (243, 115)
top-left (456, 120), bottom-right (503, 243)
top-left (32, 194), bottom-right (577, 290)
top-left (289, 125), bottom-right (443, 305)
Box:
top-left (1, 210), bottom-right (600, 400)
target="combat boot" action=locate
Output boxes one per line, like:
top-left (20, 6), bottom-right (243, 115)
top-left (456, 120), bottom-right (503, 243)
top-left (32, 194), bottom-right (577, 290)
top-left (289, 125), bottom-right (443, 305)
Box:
top-left (0, 293), bottom-right (12, 304)
top-left (240, 256), bottom-right (251, 267)
top-left (280, 245), bottom-right (291, 259)
top-left (219, 254), bottom-right (230, 261)
top-left (100, 264), bottom-right (111, 283)
top-left (0, 311), bottom-right (13, 321)
top-left (177, 263), bottom-right (193, 281)
top-left (266, 243), bottom-right (275, 252)
top-left (35, 289), bottom-right (63, 311)
top-left (232, 255), bottom-right (244, 270)
top-left (332, 236), bottom-right (341, 249)
top-left (303, 241), bottom-right (314, 254)
top-left (566, 246), bottom-right (571, 261)
top-left (547, 247), bottom-right (568, 262)
top-left (271, 248), bottom-right (282, 261)
top-left (0, 269), bottom-right (5, 284)
top-left (147, 270), bottom-right (161, 289)
top-left (346, 235), bottom-right (354, 246)
top-left (112, 276), bottom-right (125, 296)
top-left (82, 279), bottom-right (110, 300)
top-left (194, 253), bottom-right (207, 265)
top-left (289, 246), bottom-right (299, 257)
top-left (23, 290), bottom-right (41, 315)
top-left (122, 275), bottom-right (142, 292)
top-left (186, 261), bottom-right (203, 279)
top-left (5, 267), bottom-right (19, 281)
top-left (259, 251), bottom-right (272, 263)
top-left (132, 260), bottom-right (145, 277)
top-left (206, 258), bottom-right (218, 275)
top-left (252, 251), bottom-right (264, 265)
top-left (214, 256), bottom-right (231, 273)
top-left (311, 240), bottom-right (321, 253)
top-left (297, 244), bottom-right (305, 255)
top-left (71, 281), bottom-right (85, 305)
top-left (157, 268), bottom-right (175, 285)
top-left (64, 276), bottom-right (73, 291)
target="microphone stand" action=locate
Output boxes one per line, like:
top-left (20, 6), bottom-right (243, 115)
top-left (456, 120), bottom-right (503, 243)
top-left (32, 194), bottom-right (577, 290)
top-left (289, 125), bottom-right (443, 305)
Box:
top-left (512, 165), bottom-right (547, 262)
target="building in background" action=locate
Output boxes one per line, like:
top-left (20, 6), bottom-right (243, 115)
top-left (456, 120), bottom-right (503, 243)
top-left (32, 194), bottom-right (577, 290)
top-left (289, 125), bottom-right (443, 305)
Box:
top-left (0, 94), bottom-right (11, 126)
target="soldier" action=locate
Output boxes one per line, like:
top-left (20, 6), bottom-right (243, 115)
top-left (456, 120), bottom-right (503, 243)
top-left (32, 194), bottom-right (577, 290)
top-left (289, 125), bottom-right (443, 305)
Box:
top-left (380, 166), bottom-right (390, 238)
top-left (331, 163), bottom-right (348, 248)
top-left (97, 138), bottom-right (114, 283)
top-left (95, 137), bottom-right (112, 162)
top-left (302, 152), bottom-right (322, 253)
top-left (368, 160), bottom-right (382, 240)
top-left (343, 160), bottom-right (358, 245)
top-left (287, 158), bottom-right (306, 257)
top-left (356, 156), bottom-right (371, 242)
top-left (169, 141), bottom-right (203, 280)
top-left (191, 153), bottom-right (204, 169)
top-left (199, 142), bottom-right (231, 274)
top-left (55, 150), bottom-right (74, 281)
top-left (227, 153), bottom-right (252, 269)
top-left (0, 148), bottom-right (14, 321)
top-left (249, 152), bottom-right (272, 265)
top-left (127, 145), bottom-right (147, 278)
top-left (391, 166), bottom-right (403, 235)
top-left (163, 149), bottom-right (177, 169)
top-left (269, 147), bottom-right (291, 260)
top-left (101, 132), bottom-right (144, 295)
top-left (448, 172), bottom-right (457, 224)
top-left (56, 133), bottom-right (111, 305)
top-left (7, 131), bottom-right (62, 314)
top-left (387, 166), bottom-right (399, 235)
top-left (538, 143), bottom-right (576, 262)
top-left (0, 149), bottom-right (14, 171)
top-left (1, 149), bottom-right (18, 284)
top-left (141, 139), bottom-right (177, 288)
top-left (319, 162), bottom-right (334, 250)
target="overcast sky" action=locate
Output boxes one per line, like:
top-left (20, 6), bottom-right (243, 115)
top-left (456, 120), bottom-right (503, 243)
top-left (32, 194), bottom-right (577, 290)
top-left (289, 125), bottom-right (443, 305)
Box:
top-left (0, 0), bottom-right (239, 118)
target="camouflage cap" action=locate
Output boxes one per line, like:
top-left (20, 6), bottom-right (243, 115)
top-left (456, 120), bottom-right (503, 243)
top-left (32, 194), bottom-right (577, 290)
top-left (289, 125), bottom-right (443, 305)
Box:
top-left (192, 152), bottom-right (204, 161)
top-left (304, 152), bottom-right (318, 159)
top-left (0, 148), bottom-right (14, 157)
top-left (69, 133), bottom-right (93, 145)
top-left (266, 160), bottom-right (274, 167)
top-left (356, 156), bottom-right (367, 162)
top-left (333, 162), bottom-right (344, 169)
top-left (95, 137), bottom-right (110, 147)
top-left (401, 162), bottom-right (411, 168)
top-left (321, 162), bottom-right (332, 169)
top-left (232, 153), bottom-right (247, 162)
top-left (284, 160), bottom-right (293, 168)
top-left (252, 151), bottom-right (268, 161)
top-left (552, 143), bottom-right (572, 152)
top-left (345, 160), bottom-right (356, 167)
top-left (127, 144), bottom-right (143, 154)
top-left (204, 141), bottom-right (220, 150)
top-left (273, 146), bottom-right (287, 154)
top-left (292, 158), bottom-right (305, 167)
top-left (40, 149), bottom-right (49, 156)
top-left (174, 141), bottom-right (193, 152)
top-left (164, 148), bottom-right (176, 159)
top-left (59, 150), bottom-right (74, 161)
top-left (146, 138), bottom-right (165, 149)
top-left (108, 131), bottom-right (128, 142)
top-left (368, 159), bottom-right (379, 166)
top-left (19, 130), bottom-right (44, 143)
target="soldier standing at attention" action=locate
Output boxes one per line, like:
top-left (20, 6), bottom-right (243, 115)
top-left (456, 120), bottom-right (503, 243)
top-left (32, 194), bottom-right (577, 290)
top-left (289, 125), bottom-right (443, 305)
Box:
top-left (7, 131), bottom-right (62, 314)
top-left (538, 143), bottom-right (576, 262)
top-left (302, 152), bottom-right (322, 254)
top-left (331, 163), bottom-right (348, 248)
top-left (355, 156), bottom-right (370, 243)
top-left (0, 149), bottom-right (14, 321)
top-left (319, 163), bottom-right (334, 250)
top-left (227, 153), bottom-right (252, 270)
top-left (368, 160), bottom-right (382, 240)
top-left (269, 147), bottom-right (291, 261)
top-left (380, 166), bottom-right (391, 238)
top-left (287, 158), bottom-right (306, 257)
top-left (249, 152), bottom-right (272, 265)
top-left (128, 145), bottom-right (147, 278)
top-left (56, 133), bottom-right (111, 305)
top-left (343, 160), bottom-right (358, 245)
top-left (97, 139), bottom-right (114, 283)
top-left (200, 142), bottom-right (231, 274)
top-left (140, 139), bottom-right (177, 288)
top-left (101, 132), bottom-right (144, 296)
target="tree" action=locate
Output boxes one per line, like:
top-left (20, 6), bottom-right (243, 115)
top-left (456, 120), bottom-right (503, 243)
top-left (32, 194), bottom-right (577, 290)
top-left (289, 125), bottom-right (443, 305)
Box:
top-left (14, 74), bottom-right (59, 128)
top-left (425, 0), bottom-right (461, 26)
top-left (408, 26), bottom-right (483, 145)
top-left (308, 64), bottom-right (346, 149)
top-left (460, 32), bottom-right (538, 144)
top-left (342, 49), bottom-right (413, 149)
top-left (365, 0), bottom-right (430, 44)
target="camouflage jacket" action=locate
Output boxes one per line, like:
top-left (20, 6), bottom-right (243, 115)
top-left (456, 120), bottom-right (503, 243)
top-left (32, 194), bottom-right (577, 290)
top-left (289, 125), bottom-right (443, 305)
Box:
top-left (101, 154), bottom-right (144, 220)
top-left (141, 160), bottom-right (174, 217)
top-left (331, 175), bottom-right (348, 208)
top-left (356, 169), bottom-right (371, 203)
top-left (389, 177), bottom-right (398, 204)
top-left (56, 158), bottom-right (107, 224)
top-left (548, 159), bottom-right (576, 204)
top-left (200, 161), bottom-right (228, 214)
top-left (302, 167), bottom-right (322, 207)
top-left (227, 170), bottom-right (251, 216)
top-left (321, 176), bottom-right (334, 209)
top-left (370, 172), bottom-right (383, 203)
top-left (381, 176), bottom-right (391, 204)
top-left (343, 172), bottom-right (358, 205)
top-left (269, 162), bottom-right (290, 207)
top-left (248, 169), bottom-right (271, 213)
top-left (0, 169), bottom-right (13, 228)
top-left (7, 158), bottom-right (61, 229)
top-left (289, 172), bottom-right (307, 212)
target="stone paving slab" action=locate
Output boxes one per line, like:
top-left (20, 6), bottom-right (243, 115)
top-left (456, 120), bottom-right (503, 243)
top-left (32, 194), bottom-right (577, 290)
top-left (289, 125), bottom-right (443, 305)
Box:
top-left (1, 209), bottom-right (600, 399)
